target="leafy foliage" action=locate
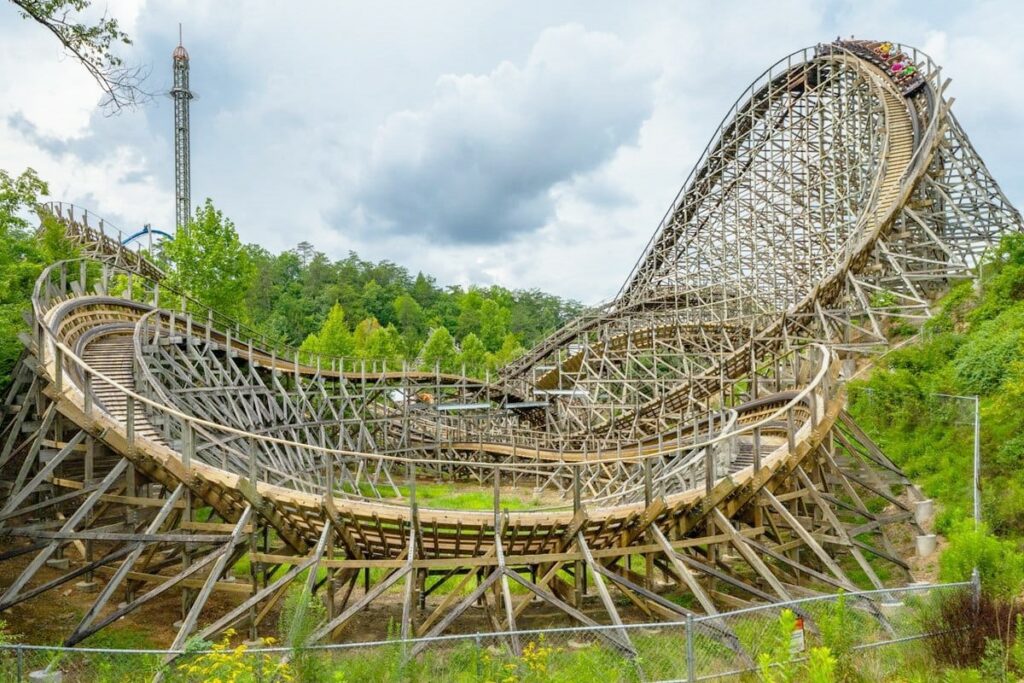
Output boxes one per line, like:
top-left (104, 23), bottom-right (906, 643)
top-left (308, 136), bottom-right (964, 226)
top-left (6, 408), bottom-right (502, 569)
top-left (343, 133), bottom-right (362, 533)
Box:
top-left (155, 198), bottom-right (569, 376)
top-left (756, 609), bottom-right (837, 683)
top-left (848, 234), bottom-right (1024, 539)
top-left (161, 199), bottom-right (257, 324)
top-left (940, 522), bottom-right (1024, 599)
top-left (0, 169), bottom-right (76, 385)
top-left (10, 0), bottom-right (146, 111)
top-left (756, 608), bottom-right (801, 682)
top-left (278, 586), bottom-right (328, 681)
top-left (419, 327), bottom-right (457, 371)
top-left (300, 303), bottom-right (354, 358)
top-left (816, 593), bottom-right (857, 682)
top-left (177, 629), bottom-right (293, 682)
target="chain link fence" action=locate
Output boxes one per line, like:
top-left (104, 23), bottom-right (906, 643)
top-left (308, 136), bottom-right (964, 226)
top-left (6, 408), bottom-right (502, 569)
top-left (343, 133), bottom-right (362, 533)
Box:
top-left (0, 581), bottom-right (974, 682)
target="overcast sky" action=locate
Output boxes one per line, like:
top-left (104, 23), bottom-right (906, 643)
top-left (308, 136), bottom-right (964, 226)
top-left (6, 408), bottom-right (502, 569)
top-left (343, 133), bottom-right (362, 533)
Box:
top-left (2, 1), bottom-right (1022, 302)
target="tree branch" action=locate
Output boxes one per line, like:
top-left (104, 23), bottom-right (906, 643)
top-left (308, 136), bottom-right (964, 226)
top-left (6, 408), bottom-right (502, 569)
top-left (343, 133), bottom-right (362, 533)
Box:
top-left (9, 0), bottom-right (152, 113)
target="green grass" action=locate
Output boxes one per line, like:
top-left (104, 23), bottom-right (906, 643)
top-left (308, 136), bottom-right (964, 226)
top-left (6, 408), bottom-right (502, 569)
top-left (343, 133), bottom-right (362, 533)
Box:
top-left (0, 596), bottom-right (991, 682)
top-left (53, 627), bottom-right (163, 683)
top-left (340, 480), bottom-right (550, 511)
top-left (399, 482), bottom-right (547, 511)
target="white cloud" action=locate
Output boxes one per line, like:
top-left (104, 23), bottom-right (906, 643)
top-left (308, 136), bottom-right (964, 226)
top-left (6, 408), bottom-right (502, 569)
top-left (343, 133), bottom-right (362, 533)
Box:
top-left (348, 24), bottom-right (656, 244)
top-left (0, 0), bottom-right (166, 233)
top-left (1, 0), bottom-right (1022, 303)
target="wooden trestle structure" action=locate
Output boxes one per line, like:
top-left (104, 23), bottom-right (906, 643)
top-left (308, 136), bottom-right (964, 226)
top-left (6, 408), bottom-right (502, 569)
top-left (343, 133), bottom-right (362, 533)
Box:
top-left (1, 40), bottom-right (1021, 663)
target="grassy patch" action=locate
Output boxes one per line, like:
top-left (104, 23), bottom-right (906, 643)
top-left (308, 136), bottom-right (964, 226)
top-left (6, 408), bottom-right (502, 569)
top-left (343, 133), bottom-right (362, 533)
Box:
top-left (340, 479), bottom-right (550, 511)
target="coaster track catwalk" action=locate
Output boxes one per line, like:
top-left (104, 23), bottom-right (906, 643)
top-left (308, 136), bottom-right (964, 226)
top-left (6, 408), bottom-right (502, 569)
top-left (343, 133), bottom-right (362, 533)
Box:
top-left (1, 40), bottom-right (1020, 662)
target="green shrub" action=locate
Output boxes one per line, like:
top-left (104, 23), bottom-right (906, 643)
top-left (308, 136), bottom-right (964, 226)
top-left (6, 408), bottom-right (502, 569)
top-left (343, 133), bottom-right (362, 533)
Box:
top-left (755, 610), bottom-right (803, 683)
top-left (951, 310), bottom-right (1024, 394)
top-left (816, 593), bottom-right (857, 682)
top-left (805, 647), bottom-right (838, 683)
top-left (939, 522), bottom-right (1024, 599)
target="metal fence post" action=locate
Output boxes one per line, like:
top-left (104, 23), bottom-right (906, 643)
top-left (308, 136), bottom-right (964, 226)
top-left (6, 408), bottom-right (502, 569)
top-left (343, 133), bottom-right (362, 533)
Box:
top-left (686, 613), bottom-right (695, 682)
top-left (16, 645), bottom-right (23, 681)
top-left (973, 395), bottom-right (981, 530)
top-left (971, 567), bottom-right (980, 612)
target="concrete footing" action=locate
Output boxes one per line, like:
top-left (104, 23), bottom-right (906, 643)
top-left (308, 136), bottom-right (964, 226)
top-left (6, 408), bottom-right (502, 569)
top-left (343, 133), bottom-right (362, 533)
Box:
top-left (916, 534), bottom-right (937, 557)
top-left (29, 670), bottom-right (62, 682)
top-left (74, 580), bottom-right (99, 593)
top-left (44, 558), bottom-right (69, 570)
top-left (914, 499), bottom-right (934, 526)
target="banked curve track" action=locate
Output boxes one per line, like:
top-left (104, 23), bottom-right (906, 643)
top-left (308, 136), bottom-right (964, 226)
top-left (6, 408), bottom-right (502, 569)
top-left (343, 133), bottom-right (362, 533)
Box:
top-left (1, 40), bottom-right (1021, 665)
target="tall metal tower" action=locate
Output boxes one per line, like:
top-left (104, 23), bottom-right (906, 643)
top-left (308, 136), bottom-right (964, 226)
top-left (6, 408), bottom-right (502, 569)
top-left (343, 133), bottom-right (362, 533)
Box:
top-left (171, 27), bottom-right (193, 232)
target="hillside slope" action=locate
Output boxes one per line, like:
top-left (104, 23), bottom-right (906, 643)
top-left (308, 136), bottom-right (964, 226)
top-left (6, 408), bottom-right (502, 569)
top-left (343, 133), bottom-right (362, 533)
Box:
top-left (848, 235), bottom-right (1024, 591)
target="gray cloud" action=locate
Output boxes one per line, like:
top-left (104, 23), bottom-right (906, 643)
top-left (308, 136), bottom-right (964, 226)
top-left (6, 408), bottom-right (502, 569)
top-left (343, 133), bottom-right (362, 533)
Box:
top-left (4, 1), bottom-right (1024, 301)
top-left (350, 24), bottom-right (656, 245)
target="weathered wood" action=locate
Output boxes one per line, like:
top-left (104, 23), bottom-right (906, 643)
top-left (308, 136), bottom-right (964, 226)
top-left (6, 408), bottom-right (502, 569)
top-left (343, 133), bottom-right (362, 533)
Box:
top-left (0, 459), bottom-right (126, 611)
top-left (167, 505), bottom-right (254, 656)
top-left (66, 485), bottom-right (186, 644)
top-left (4, 51), bottom-right (1011, 647)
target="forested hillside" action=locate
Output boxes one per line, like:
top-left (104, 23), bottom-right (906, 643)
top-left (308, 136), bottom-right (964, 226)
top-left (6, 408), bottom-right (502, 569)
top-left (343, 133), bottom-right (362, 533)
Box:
top-left (0, 179), bottom-right (584, 385)
top-left (162, 200), bottom-right (583, 376)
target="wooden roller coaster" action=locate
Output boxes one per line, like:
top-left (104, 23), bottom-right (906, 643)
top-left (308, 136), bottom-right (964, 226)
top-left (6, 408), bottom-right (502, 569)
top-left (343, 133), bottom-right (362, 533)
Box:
top-left (1, 40), bottom-right (1021, 663)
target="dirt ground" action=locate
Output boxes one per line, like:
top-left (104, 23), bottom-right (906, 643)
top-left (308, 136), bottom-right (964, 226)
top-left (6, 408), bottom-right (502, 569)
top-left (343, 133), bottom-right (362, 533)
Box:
top-left (0, 549), bottom-right (659, 648)
top-left (0, 482), bottom-right (945, 648)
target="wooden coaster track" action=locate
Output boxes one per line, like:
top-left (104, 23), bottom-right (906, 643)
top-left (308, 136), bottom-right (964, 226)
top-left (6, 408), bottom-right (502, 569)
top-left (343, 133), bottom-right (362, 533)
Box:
top-left (1, 40), bottom-right (1021, 665)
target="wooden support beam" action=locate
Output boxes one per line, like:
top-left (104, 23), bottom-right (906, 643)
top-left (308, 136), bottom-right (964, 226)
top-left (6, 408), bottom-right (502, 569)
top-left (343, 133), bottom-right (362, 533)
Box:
top-left (711, 508), bottom-right (792, 601)
top-left (66, 485), bottom-right (185, 644)
top-left (576, 532), bottom-right (632, 654)
top-left (158, 505), bottom-right (256, 679)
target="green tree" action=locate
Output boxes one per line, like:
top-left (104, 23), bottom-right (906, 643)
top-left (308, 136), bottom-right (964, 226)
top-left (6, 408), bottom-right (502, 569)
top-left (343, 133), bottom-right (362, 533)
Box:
top-left (486, 333), bottom-right (525, 373)
top-left (352, 317), bottom-right (381, 356)
top-left (361, 280), bottom-right (391, 326)
top-left (299, 303), bottom-right (354, 359)
top-left (420, 327), bottom-right (457, 372)
top-left (457, 333), bottom-right (487, 377)
top-left (479, 298), bottom-right (511, 352)
top-left (162, 199), bottom-right (256, 323)
top-left (0, 168), bottom-right (46, 234)
top-left (0, 169), bottom-right (75, 385)
top-left (393, 293), bottom-right (426, 358)
top-left (393, 294), bottom-right (425, 338)
top-left (363, 324), bottom-right (403, 364)
top-left (455, 289), bottom-right (485, 340)
top-left (411, 272), bottom-right (437, 308)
